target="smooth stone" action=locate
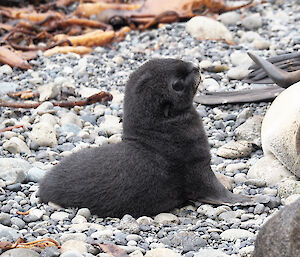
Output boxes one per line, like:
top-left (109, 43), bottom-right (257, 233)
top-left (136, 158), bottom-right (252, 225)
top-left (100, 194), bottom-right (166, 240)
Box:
top-left (110, 90), bottom-right (124, 105)
top-left (253, 199), bottom-right (300, 257)
top-left (0, 248), bottom-right (39, 257)
top-left (0, 224), bottom-right (21, 241)
top-left (90, 229), bottom-right (113, 239)
top-left (261, 82), bottom-right (300, 177)
top-left (60, 233), bottom-right (87, 243)
top-left (0, 213), bottom-right (11, 226)
top-left (0, 64), bottom-right (13, 74)
top-left (77, 208), bottom-right (91, 220)
top-left (194, 248), bottom-right (230, 257)
top-left (227, 67), bottom-right (250, 80)
top-left (0, 82), bottom-right (18, 95)
top-left (40, 246), bottom-right (60, 257)
top-left (60, 251), bottom-right (84, 257)
top-left (278, 178), bottom-right (300, 199)
top-left (129, 250), bottom-right (143, 257)
top-left (11, 217), bottom-right (25, 229)
top-left (202, 78), bottom-right (220, 91)
top-left (242, 13), bottom-right (263, 30)
top-left (186, 16), bottom-right (233, 42)
top-left (72, 215), bottom-right (87, 224)
top-left (50, 211), bottom-right (70, 221)
top-left (136, 216), bottom-right (154, 225)
top-left (217, 140), bottom-right (253, 158)
top-left (30, 122), bottom-right (58, 147)
top-left (60, 240), bottom-right (88, 254)
top-left (240, 31), bottom-right (261, 43)
top-left (26, 167), bottom-right (47, 182)
top-left (120, 215), bottom-right (140, 234)
top-left (144, 248), bottom-right (181, 257)
top-left (28, 209), bottom-right (44, 221)
top-left (235, 115), bottom-right (263, 147)
top-left (253, 38), bottom-right (271, 50)
top-left (35, 102), bottom-right (56, 115)
top-left (108, 134), bottom-right (122, 144)
top-left (154, 213), bottom-right (179, 225)
top-left (218, 11), bottom-right (240, 25)
top-left (40, 113), bottom-right (58, 126)
top-left (60, 123), bottom-right (81, 135)
top-left (38, 83), bottom-right (60, 101)
top-left (230, 51), bottom-right (253, 67)
top-left (3, 136), bottom-right (31, 154)
top-left (226, 163), bottom-right (247, 173)
top-left (0, 158), bottom-right (31, 184)
top-left (78, 86), bottom-right (99, 98)
top-left (247, 155), bottom-right (293, 186)
top-left (220, 229), bottom-right (255, 241)
top-left (283, 194), bottom-right (300, 205)
top-left (94, 105), bottom-right (106, 116)
top-left (99, 115), bottom-right (122, 135)
top-left (60, 112), bottom-right (82, 128)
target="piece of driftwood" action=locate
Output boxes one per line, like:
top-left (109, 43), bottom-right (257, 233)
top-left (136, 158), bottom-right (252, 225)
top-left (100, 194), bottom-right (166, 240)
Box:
top-left (0, 91), bottom-right (113, 109)
top-left (0, 125), bottom-right (24, 133)
top-left (194, 86), bottom-right (284, 105)
top-left (90, 0), bottom-right (258, 30)
top-left (0, 46), bottom-right (32, 70)
top-left (196, 52), bottom-right (300, 105)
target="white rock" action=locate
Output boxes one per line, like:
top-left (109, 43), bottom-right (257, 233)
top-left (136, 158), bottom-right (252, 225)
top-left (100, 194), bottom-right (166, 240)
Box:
top-left (154, 213), bottom-right (179, 225)
top-left (199, 59), bottom-right (212, 69)
top-left (0, 158), bottom-right (32, 184)
top-left (110, 90), bottom-right (124, 104)
top-left (230, 51), bottom-right (253, 67)
top-left (60, 240), bottom-right (88, 254)
top-left (136, 216), bottom-right (154, 225)
top-left (3, 137), bottom-right (31, 155)
top-left (50, 211), bottom-right (69, 221)
top-left (253, 38), bottom-right (270, 49)
top-left (28, 209), bottom-right (44, 221)
top-left (240, 31), bottom-right (261, 43)
top-left (217, 140), bottom-right (253, 159)
top-left (218, 11), bottom-right (240, 25)
top-left (30, 122), bottom-right (57, 147)
top-left (203, 78), bottom-right (220, 92)
top-left (0, 64), bottom-right (13, 74)
top-left (145, 248), bottom-right (181, 257)
top-left (99, 115), bottom-right (122, 135)
top-left (261, 82), bottom-right (300, 177)
top-left (282, 194), bottom-right (300, 205)
top-left (194, 248), bottom-right (230, 257)
top-left (39, 113), bottom-right (58, 126)
top-left (239, 246), bottom-right (255, 256)
top-left (108, 134), bottom-right (122, 144)
top-left (248, 155), bottom-right (292, 186)
top-left (186, 16), bottom-right (233, 42)
top-left (278, 178), bottom-right (300, 199)
top-left (35, 102), bottom-right (55, 115)
top-left (38, 83), bottom-right (60, 101)
top-left (226, 163), bottom-right (248, 173)
top-left (242, 13), bottom-right (262, 30)
top-left (60, 112), bottom-right (82, 128)
top-left (235, 115), bottom-right (263, 147)
top-left (94, 105), bottom-right (106, 116)
top-left (220, 229), bottom-right (255, 241)
top-left (78, 86), bottom-right (100, 98)
top-left (130, 250), bottom-right (144, 257)
top-left (227, 67), bottom-right (250, 80)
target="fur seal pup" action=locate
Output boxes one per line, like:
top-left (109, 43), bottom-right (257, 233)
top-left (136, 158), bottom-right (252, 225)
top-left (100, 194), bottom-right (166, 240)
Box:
top-left (39, 58), bottom-right (253, 218)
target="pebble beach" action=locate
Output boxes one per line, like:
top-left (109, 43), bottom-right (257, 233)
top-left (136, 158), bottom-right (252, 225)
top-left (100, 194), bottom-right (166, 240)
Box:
top-left (0, 0), bottom-right (299, 256)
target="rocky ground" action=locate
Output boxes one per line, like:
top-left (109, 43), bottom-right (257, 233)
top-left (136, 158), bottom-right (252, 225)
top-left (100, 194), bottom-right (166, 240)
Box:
top-left (0, 0), bottom-right (299, 257)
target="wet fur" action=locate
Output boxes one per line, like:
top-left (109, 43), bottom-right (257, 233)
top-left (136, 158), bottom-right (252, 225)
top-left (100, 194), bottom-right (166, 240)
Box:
top-left (39, 58), bottom-right (248, 218)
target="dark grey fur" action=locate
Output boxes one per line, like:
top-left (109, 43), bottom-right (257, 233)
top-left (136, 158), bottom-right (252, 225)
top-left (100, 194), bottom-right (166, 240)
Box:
top-left (39, 58), bottom-right (251, 218)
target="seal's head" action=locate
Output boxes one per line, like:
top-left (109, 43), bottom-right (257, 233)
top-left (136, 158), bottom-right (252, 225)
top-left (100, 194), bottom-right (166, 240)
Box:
top-left (124, 59), bottom-right (201, 130)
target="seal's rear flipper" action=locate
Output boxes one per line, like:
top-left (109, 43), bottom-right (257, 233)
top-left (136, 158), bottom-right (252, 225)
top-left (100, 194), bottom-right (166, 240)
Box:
top-left (198, 191), bottom-right (270, 206)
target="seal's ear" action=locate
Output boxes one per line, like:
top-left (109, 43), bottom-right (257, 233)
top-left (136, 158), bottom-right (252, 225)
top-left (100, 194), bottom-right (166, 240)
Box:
top-left (171, 79), bottom-right (185, 92)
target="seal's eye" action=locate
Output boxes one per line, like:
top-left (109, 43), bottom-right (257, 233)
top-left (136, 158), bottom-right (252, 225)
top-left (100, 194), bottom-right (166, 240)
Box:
top-left (172, 80), bottom-right (184, 91)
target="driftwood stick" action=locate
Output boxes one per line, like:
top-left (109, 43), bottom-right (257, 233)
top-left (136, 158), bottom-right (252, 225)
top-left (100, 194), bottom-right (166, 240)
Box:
top-left (194, 86), bottom-right (284, 106)
top-left (0, 91), bottom-right (113, 109)
top-left (0, 125), bottom-right (24, 133)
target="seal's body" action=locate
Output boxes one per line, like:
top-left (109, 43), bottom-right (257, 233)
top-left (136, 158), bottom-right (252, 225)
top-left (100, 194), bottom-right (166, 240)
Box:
top-left (39, 59), bottom-right (251, 218)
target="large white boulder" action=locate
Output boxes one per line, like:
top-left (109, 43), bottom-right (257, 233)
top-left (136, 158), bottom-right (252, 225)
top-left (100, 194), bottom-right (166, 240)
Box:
top-left (261, 82), bottom-right (300, 177)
